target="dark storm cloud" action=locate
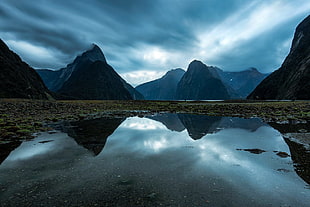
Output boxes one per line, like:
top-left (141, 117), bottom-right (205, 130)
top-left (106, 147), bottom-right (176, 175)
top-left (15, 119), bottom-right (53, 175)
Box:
top-left (0, 0), bottom-right (309, 84)
top-left (0, 0), bottom-right (241, 62)
top-left (0, 0), bottom-right (91, 67)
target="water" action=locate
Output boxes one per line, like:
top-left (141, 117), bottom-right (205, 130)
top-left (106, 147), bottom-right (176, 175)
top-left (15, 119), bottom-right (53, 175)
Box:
top-left (0, 114), bottom-right (309, 206)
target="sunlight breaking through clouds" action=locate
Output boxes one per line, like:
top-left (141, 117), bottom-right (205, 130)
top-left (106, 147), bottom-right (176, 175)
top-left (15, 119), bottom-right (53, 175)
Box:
top-left (143, 47), bottom-right (169, 64)
top-left (196, 0), bottom-right (310, 64)
top-left (5, 40), bottom-right (65, 68)
top-left (120, 70), bottom-right (166, 86)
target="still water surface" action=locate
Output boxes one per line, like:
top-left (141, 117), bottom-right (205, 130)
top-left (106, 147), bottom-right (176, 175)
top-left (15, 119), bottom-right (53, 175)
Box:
top-left (0, 114), bottom-right (309, 206)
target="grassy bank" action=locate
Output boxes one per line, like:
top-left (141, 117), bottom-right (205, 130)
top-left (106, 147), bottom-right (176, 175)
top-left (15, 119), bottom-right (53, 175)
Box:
top-left (1, 99), bottom-right (310, 142)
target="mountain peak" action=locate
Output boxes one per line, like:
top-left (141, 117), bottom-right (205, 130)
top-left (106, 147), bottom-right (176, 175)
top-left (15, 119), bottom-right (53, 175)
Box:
top-left (188, 60), bottom-right (215, 69)
top-left (165, 68), bottom-right (185, 76)
top-left (176, 60), bottom-right (230, 100)
top-left (245, 67), bottom-right (262, 75)
top-left (189, 60), bottom-right (203, 66)
top-left (90, 43), bottom-right (101, 52)
top-left (81, 43), bottom-right (106, 63)
top-left (187, 60), bottom-right (214, 76)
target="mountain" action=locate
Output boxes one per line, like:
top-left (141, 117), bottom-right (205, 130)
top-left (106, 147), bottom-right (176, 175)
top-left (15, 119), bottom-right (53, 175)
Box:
top-left (135, 68), bottom-right (185, 100)
top-left (0, 39), bottom-right (53, 99)
top-left (176, 60), bottom-right (230, 100)
top-left (37, 44), bottom-right (107, 92)
top-left (37, 45), bottom-right (143, 100)
top-left (217, 67), bottom-right (268, 98)
top-left (136, 63), bottom-right (265, 100)
top-left (248, 15), bottom-right (310, 100)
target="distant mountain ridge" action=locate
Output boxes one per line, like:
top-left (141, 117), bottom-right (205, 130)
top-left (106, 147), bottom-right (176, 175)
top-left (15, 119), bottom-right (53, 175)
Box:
top-left (0, 39), bottom-right (53, 99)
top-left (217, 67), bottom-right (268, 98)
top-left (37, 45), bottom-right (143, 100)
top-left (248, 15), bottom-right (310, 100)
top-left (147, 113), bottom-right (266, 140)
top-left (136, 60), bottom-right (266, 100)
top-left (135, 68), bottom-right (185, 100)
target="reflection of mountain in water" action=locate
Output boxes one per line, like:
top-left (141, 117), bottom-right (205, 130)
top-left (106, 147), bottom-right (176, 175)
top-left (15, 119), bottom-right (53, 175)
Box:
top-left (284, 138), bottom-right (310, 185)
top-left (148, 113), bottom-right (266, 140)
top-left (178, 114), bottom-right (222, 140)
top-left (217, 117), bottom-right (267, 132)
top-left (58, 114), bottom-right (267, 155)
top-left (147, 113), bottom-right (185, 132)
top-left (0, 141), bottom-right (21, 164)
top-left (265, 122), bottom-right (310, 185)
top-left (63, 117), bottom-right (125, 155)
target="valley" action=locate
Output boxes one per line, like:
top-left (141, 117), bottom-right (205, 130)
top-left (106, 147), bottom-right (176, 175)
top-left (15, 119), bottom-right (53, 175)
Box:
top-left (0, 2), bottom-right (309, 206)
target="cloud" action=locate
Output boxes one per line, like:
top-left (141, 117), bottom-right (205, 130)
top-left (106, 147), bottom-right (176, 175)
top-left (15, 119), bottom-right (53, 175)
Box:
top-left (194, 0), bottom-right (310, 71)
top-left (120, 70), bottom-right (166, 87)
top-left (0, 0), bottom-right (309, 84)
top-left (5, 40), bottom-right (66, 68)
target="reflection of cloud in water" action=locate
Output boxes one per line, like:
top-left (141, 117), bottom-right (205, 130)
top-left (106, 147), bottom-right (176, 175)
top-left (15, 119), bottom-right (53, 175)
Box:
top-left (1, 116), bottom-right (310, 206)
top-left (104, 117), bottom-right (282, 158)
top-left (195, 127), bottom-right (292, 192)
top-left (143, 137), bottom-right (167, 152)
top-left (101, 117), bottom-right (308, 204)
top-left (2, 132), bottom-right (89, 165)
top-left (122, 118), bottom-right (167, 130)
top-left (5, 135), bottom-right (62, 161)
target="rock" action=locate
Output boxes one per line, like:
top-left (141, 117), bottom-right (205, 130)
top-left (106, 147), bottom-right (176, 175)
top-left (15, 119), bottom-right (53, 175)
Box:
top-left (276, 151), bottom-right (290, 158)
top-left (236, 148), bottom-right (266, 154)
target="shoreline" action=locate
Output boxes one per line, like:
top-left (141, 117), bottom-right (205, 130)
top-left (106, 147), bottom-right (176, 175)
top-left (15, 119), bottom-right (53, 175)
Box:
top-left (0, 99), bottom-right (309, 143)
top-left (1, 98), bottom-right (309, 185)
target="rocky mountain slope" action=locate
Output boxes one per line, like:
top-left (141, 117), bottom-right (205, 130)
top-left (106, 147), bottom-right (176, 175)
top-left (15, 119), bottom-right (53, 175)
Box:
top-left (248, 15), bottom-right (310, 100)
top-left (0, 39), bottom-right (52, 99)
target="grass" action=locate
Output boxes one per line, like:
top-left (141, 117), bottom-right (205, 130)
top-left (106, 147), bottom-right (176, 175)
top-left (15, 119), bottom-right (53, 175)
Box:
top-left (0, 99), bottom-right (309, 142)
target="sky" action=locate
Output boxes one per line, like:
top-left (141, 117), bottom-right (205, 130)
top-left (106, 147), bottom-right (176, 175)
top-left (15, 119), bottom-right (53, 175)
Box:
top-left (0, 0), bottom-right (309, 86)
